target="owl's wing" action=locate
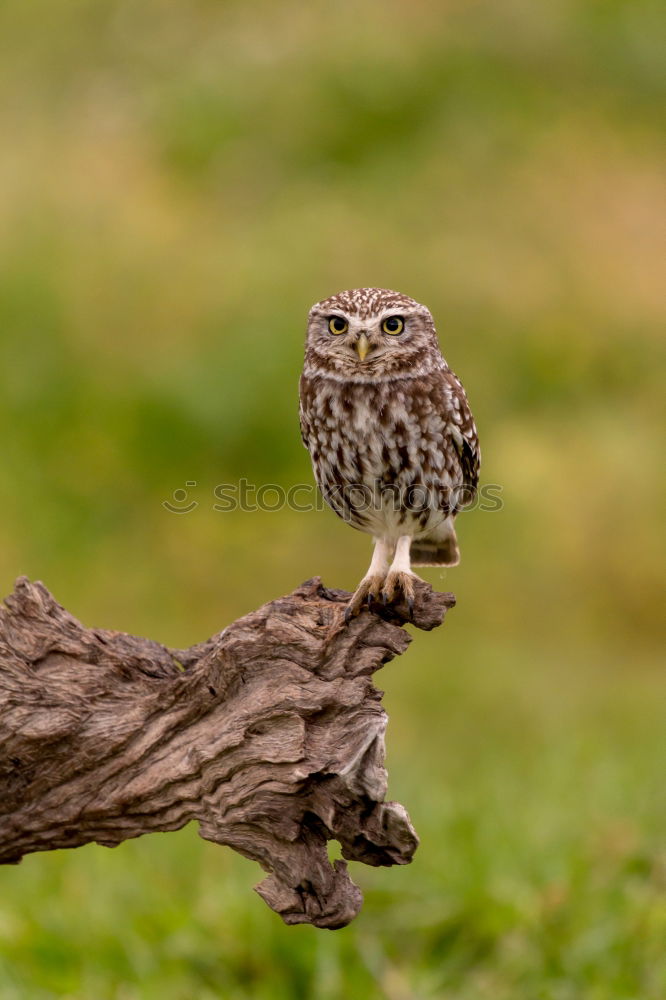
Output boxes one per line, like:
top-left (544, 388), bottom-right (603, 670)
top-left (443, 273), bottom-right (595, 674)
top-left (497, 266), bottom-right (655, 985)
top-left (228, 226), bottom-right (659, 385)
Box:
top-left (438, 369), bottom-right (480, 507)
top-left (298, 374), bottom-right (313, 449)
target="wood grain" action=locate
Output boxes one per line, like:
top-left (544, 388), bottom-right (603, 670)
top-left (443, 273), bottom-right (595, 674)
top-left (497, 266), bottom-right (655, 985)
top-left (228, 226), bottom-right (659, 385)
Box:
top-left (0, 576), bottom-right (454, 929)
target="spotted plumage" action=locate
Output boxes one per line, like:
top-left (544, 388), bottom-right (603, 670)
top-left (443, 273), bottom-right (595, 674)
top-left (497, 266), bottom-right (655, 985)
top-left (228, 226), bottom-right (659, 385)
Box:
top-left (299, 288), bottom-right (480, 615)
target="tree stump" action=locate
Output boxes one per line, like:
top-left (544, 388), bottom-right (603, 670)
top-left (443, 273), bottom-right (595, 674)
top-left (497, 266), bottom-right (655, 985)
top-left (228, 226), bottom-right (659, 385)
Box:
top-left (0, 576), bottom-right (454, 929)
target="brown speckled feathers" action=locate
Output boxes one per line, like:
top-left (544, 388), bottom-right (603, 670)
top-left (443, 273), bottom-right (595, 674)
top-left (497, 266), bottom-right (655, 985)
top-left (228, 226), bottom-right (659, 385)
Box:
top-left (299, 289), bottom-right (479, 565)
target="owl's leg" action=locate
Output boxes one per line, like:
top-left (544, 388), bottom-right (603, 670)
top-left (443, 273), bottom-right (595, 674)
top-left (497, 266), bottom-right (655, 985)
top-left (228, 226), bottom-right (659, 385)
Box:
top-left (381, 535), bottom-right (419, 613)
top-left (345, 537), bottom-right (393, 622)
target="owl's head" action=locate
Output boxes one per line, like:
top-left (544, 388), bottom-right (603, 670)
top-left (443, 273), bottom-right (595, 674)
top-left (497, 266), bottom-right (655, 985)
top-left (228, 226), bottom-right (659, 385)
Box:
top-left (304, 288), bottom-right (445, 379)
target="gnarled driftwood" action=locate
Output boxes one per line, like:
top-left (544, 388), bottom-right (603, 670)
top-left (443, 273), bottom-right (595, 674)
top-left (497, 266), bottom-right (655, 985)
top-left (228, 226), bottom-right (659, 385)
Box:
top-left (0, 576), bottom-right (453, 929)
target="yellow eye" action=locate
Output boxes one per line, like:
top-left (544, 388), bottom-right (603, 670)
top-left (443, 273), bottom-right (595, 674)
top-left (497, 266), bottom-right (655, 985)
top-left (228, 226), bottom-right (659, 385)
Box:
top-left (382, 316), bottom-right (404, 335)
top-left (328, 316), bottom-right (349, 335)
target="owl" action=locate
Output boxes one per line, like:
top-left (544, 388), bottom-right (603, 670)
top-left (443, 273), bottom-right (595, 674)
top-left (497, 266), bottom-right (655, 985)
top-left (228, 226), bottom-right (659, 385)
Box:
top-left (299, 288), bottom-right (480, 618)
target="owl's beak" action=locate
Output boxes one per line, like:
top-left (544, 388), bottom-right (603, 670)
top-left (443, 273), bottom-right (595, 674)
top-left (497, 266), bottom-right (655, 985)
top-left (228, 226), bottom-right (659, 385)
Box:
top-left (355, 332), bottom-right (370, 362)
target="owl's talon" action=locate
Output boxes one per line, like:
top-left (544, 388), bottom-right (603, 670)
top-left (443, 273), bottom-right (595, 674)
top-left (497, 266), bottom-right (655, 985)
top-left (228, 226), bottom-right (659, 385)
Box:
top-left (381, 569), bottom-right (418, 612)
top-left (345, 573), bottom-right (387, 621)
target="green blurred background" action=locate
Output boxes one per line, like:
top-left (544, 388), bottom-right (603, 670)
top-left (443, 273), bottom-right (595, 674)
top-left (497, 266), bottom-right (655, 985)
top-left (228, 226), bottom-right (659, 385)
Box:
top-left (0, 1), bottom-right (664, 997)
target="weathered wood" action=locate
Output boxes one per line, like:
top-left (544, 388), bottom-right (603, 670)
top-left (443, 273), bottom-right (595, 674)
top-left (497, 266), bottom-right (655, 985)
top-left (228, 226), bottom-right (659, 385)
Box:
top-left (0, 575), bottom-right (454, 929)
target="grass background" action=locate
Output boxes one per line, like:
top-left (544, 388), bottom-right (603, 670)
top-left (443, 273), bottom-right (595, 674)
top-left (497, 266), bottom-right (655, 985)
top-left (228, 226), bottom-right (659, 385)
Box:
top-left (0, 1), bottom-right (664, 997)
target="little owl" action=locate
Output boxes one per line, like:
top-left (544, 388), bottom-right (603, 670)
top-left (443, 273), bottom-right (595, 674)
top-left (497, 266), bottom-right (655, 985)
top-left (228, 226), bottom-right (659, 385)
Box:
top-left (299, 288), bottom-right (479, 617)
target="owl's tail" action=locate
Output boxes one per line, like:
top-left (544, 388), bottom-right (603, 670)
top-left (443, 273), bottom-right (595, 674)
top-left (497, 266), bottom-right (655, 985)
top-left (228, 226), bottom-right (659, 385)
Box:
top-left (411, 518), bottom-right (460, 567)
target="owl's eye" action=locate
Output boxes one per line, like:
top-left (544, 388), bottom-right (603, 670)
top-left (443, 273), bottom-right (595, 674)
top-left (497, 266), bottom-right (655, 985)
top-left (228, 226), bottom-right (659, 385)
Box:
top-left (382, 316), bottom-right (404, 335)
top-left (328, 316), bottom-right (349, 335)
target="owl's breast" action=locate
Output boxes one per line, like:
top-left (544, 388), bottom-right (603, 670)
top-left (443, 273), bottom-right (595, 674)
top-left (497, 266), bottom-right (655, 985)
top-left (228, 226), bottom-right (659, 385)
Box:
top-left (300, 374), bottom-right (462, 537)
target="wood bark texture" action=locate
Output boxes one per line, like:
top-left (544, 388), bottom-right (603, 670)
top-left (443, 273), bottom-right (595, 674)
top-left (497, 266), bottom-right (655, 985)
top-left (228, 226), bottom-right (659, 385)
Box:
top-left (0, 576), bottom-right (454, 929)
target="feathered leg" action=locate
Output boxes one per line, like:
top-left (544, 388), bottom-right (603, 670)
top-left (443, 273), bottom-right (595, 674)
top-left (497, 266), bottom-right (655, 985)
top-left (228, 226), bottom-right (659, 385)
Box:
top-left (381, 535), bottom-right (420, 613)
top-left (345, 537), bottom-right (393, 621)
